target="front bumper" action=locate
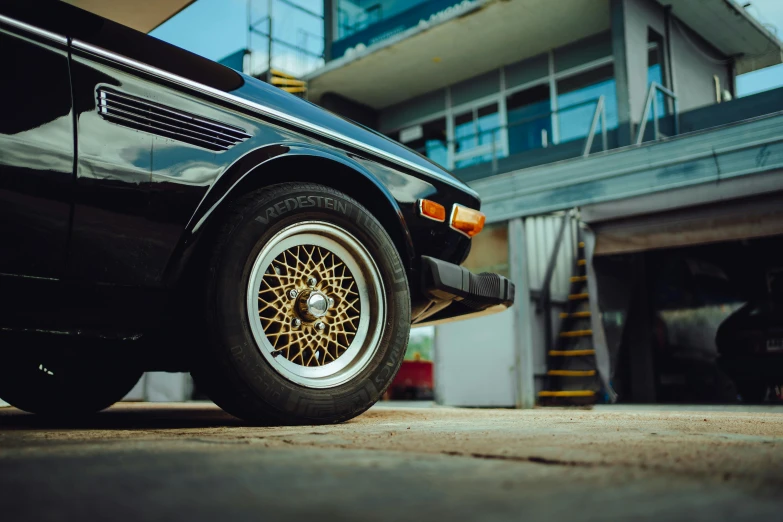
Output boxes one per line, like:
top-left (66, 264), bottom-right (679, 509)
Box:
top-left (413, 256), bottom-right (515, 326)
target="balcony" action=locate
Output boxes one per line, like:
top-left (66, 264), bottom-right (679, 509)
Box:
top-left (470, 87), bottom-right (783, 223)
top-left (449, 85), bottom-right (783, 184)
top-left (309, 0), bottom-right (611, 108)
top-left (310, 0), bottom-right (781, 110)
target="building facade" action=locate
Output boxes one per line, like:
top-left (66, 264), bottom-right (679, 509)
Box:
top-left (308, 0), bottom-right (783, 406)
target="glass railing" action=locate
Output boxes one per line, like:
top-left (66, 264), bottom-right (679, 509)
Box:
top-left (422, 97), bottom-right (612, 172)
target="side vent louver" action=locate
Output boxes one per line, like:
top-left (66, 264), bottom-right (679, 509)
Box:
top-left (96, 88), bottom-right (251, 152)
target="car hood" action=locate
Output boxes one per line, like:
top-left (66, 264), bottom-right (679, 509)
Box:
top-left (230, 74), bottom-right (477, 198)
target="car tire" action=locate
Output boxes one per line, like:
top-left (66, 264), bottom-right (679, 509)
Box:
top-left (193, 183), bottom-right (410, 424)
top-left (0, 342), bottom-right (143, 416)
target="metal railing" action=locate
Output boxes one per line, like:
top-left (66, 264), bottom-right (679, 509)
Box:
top-left (247, 0), bottom-right (325, 79)
top-left (636, 82), bottom-right (679, 145)
top-left (424, 97), bottom-right (610, 172)
top-left (535, 210), bottom-right (576, 355)
top-left (583, 95), bottom-right (607, 157)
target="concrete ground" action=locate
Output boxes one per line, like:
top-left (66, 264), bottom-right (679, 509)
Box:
top-left (1, 403), bottom-right (782, 521)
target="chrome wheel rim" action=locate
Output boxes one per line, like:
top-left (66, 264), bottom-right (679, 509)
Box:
top-left (246, 221), bottom-right (385, 388)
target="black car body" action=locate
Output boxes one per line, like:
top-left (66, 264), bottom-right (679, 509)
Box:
top-left (0, 1), bottom-right (513, 422)
top-left (716, 267), bottom-right (783, 403)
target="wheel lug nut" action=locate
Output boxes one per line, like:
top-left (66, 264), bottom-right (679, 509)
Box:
top-left (289, 289), bottom-right (298, 299)
top-left (292, 318), bottom-right (302, 328)
top-left (315, 322), bottom-right (325, 332)
top-left (307, 277), bottom-right (317, 287)
top-left (328, 297), bottom-right (335, 308)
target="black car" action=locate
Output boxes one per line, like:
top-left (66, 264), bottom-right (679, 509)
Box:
top-left (0, 1), bottom-right (514, 423)
top-left (716, 267), bottom-right (783, 403)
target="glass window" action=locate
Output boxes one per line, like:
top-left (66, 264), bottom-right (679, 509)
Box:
top-left (393, 117), bottom-right (448, 167)
top-left (454, 110), bottom-right (477, 161)
top-left (454, 103), bottom-right (502, 169)
top-left (557, 64), bottom-right (618, 144)
top-left (647, 41), bottom-right (667, 120)
top-left (337, 0), bottom-right (430, 39)
top-left (506, 84), bottom-right (552, 155)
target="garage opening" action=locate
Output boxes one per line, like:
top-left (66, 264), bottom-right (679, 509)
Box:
top-left (588, 192), bottom-right (783, 404)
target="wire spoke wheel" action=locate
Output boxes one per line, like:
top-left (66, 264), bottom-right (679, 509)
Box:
top-left (247, 221), bottom-right (385, 388)
top-left (259, 244), bottom-right (360, 366)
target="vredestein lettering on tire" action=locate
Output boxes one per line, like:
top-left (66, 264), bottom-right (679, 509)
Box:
top-left (254, 195), bottom-right (353, 225)
top-left (194, 182), bottom-right (410, 425)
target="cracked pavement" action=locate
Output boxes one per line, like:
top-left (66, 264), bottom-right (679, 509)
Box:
top-left (1, 403), bottom-right (782, 521)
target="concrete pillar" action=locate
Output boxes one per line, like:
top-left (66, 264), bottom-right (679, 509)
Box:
top-left (323, 0), bottom-right (335, 62)
top-left (509, 217), bottom-right (536, 408)
top-left (610, 0), bottom-right (633, 147)
top-left (625, 255), bottom-right (657, 403)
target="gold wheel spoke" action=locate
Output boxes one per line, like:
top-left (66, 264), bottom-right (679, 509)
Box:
top-left (256, 241), bottom-right (362, 369)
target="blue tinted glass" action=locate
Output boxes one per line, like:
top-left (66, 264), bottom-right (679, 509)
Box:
top-left (454, 105), bottom-right (500, 169)
top-left (477, 111), bottom-right (501, 148)
top-left (455, 113), bottom-right (477, 165)
top-left (507, 86), bottom-right (551, 155)
top-left (647, 63), bottom-right (666, 119)
top-left (392, 117), bottom-right (448, 167)
top-left (337, 0), bottom-right (430, 39)
top-left (425, 140), bottom-right (447, 166)
top-left (557, 67), bottom-right (617, 144)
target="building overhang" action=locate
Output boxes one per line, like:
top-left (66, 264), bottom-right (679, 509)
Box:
top-left (581, 181), bottom-right (783, 256)
top-left (63, 0), bottom-right (195, 33)
top-left (666, 0), bottom-right (783, 75)
top-left (307, 0), bottom-right (783, 109)
top-left (306, 0), bottom-right (612, 109)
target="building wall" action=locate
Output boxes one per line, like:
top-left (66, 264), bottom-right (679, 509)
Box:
top-left (434, 308), bottom-right (517, 407)
top-left (370, 0), bottom-right (734, 178)
top-left (376, 30), bottom-right (616, 182)
top-left (435, 214), bottom-right (580, 406)
top-left (379, 89), bottom-right (446, 132)
top-left (670, 18), bottom-right (732, 112)
top-left (377, 33), bottom-right (614, 136)
top-left (623, 0), bottom-right (731, 122)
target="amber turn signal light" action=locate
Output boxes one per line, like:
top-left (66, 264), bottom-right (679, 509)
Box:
top-left (450, 204), bottom-right (486, 237)
top-left (418, 199), bottom-right (446, 222)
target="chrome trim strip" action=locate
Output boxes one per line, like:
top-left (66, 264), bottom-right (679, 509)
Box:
top-left (98, 100), bottom-right (237, 145)
top-left (71, 39), bottom-right (479, 198)
top-left (97, 88), bottom-right (249, 145)
top-left (0, 14), bottom-right (68, 45)
top-left (417, 199), bottom-right (445, 223)
top-left (98, 108), bottom-right (232, 151)
top-left (101, 88), bottom-right (252, 137)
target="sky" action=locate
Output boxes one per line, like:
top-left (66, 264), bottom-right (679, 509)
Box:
top-left (152, 0), bottom-right (783, 94)
top-left (734, 0), bottom-right (783, 96)
top-left (150, 0), bottom-right (324, 76)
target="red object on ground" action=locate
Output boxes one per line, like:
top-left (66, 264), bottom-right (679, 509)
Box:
top-left (387, 360), bottom-right (434, 400)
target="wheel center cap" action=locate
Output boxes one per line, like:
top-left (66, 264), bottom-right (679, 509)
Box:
top-left (296, 290), bottom-right (329, 321)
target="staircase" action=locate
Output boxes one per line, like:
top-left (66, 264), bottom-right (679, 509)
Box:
top-left (538, 238), bottom-right (602, 405)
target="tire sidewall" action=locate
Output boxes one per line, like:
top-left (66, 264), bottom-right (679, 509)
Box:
top-left (208, 184), bottom-right (410, 423)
